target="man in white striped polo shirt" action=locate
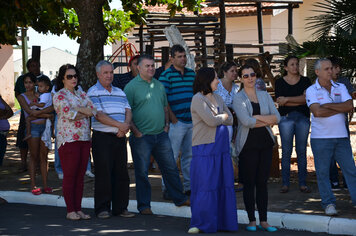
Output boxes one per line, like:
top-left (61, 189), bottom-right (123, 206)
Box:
top-left (88, 60), bottom-right (134, 219)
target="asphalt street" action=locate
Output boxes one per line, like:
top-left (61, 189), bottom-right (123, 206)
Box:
top-left (0, 203), bottom-right (328, 235)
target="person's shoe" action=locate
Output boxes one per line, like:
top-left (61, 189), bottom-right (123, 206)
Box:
top-left (188, 227), bottom-right (200, 234)
top-left (184, 190), bottom-right (191, 196)
top-left (97, 211), bottom-right (111, 219)
top-left (179, 199), bottom-right (190, 207)
top-left (140, 208), bottom-right (153, 215)
top-left (258, 225), bottom-right (278, 232)
top-left (331, 182), bottom-right (341, 191)
top-left (85, 170), bottom-right (95, 178)
top-left (31, 187), bottom-right (42, 195)
top-left (299, 186), bottom-right (311, 193)
top-left (280, 185), bottom-right (289, 193)
top-left (43, 187), bottom-right (53, 194)
top-left (58, 173), bottom-right (63, 180)
top-left (245, 226), bottom-right (257, 232)
top-left (66, 212), bottom-right (80, 221)
top-left (119, 210), bottom-right (135, 218)
top-left (325, 204), bottom-right (338, 216)
top-left (162, 190), bottom-right (172, 200)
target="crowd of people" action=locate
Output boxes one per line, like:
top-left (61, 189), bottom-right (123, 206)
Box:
top-left (1, 44), bottom-right (356, 233)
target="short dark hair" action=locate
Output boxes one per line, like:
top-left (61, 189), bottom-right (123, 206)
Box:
top-left (244, 58), bottom-right (262, 78)
top-left (37, 76), bottom-right (52, 91)
top-left (137, 54), bottom-right (154, 65)
top-left (171, 44), bottom-right (185, 57)
top-left (26, 58), bottom-right (40, 70)
top-left (55, 64), bottom-right (80, 92)
top-left (238, 64), bottom-right (255, 78)
top-left (193, 67), bottom-right (216, 95)
top-left (219, 61), bottom-right (237, 78)
top-left (23, 72), bottom-right (37, 84)
top-left (327, 56), bottom-right (342, 68)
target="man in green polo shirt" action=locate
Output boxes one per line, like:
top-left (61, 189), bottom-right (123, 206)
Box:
top-left (124, 54), bottom-right (189, 215)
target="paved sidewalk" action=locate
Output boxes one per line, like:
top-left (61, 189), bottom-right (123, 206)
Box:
top-left (1, 112), bottom-right (356, 235)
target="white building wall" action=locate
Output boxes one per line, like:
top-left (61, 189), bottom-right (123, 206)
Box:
top-left (14, 47), bottom-right (77, 81)
top-left (0, 45), bottom-right (15, 106)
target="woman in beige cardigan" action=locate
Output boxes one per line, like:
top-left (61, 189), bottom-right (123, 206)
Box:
top-left (188, 67), bottom-right (237, 234)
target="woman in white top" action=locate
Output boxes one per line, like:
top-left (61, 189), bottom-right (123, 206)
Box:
top-left (215, 61), bottom-right (239, 143)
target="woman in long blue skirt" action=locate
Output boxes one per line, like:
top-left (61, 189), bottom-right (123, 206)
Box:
top-left (189, 67), bottom-right (238, 233)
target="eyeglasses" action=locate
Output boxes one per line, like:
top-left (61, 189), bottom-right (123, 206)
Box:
top-left (242, 73), bottom-right (256, 79)
top-left (66, 74), bottom-right (78, 80)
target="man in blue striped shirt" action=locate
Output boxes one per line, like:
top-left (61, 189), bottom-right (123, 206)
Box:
top-left (159, 45), bottom-right (195, 196)
top-left (87, 60), bottom-right (134, 219)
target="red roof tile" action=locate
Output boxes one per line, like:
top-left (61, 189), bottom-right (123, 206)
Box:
top-left (145, 2), bottom-right (274, 17)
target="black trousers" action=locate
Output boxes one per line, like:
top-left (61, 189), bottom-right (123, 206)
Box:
top-left (239, 145), bottom-right (273, 222)
top-left (92, 131), bottom-right (130, 215)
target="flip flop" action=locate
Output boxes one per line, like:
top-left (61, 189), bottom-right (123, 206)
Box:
top-left (43, 187), bottom-right (53, 194)
top-left (31, 187), bottom-right (42, 195)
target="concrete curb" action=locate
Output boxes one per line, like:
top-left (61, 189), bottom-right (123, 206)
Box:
top-left (1, 191), bottom-right (355, 235)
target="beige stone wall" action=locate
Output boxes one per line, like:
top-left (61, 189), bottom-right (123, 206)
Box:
top-left (0, 45), bottom-right (14, 106)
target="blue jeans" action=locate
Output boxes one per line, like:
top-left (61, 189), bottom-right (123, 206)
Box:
top-left (278, 111), bottom-right (310, 187)
top-left (54, 114), bottom-right (91, 174)
top-left (129, 131), bottom-right (187, 211)
top-left (162, 121), bottom-right (192, 192)
top-left (311, 138), bottom-right (356, 208)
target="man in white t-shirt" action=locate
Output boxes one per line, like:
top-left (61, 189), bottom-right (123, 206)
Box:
top-left (306, 58), bottom-right (356, 216)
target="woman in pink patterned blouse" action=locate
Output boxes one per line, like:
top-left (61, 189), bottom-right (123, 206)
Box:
top-left (53, 64), bottom-right (97, 221)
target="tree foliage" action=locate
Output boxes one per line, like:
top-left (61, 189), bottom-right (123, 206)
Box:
top-left (0, 0), bottom-right (134, 45)
top-left (293, 0), bottom-right (356, 78)
top-left (1, 0), bottom-right (201, 89)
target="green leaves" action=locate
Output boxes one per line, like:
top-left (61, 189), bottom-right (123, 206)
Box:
top-left (104, 8), bottom-right (135, 44)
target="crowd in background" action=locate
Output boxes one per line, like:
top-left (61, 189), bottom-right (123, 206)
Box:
top-left (1, 44), bottom-right (356, 233)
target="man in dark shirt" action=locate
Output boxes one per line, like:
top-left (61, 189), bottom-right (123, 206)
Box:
top-left (14, 59), bottom-right (50, 172)
top-left (327, 56), bottom-right (355, 191)
top-left (112, 55), bottom-right (139, 90)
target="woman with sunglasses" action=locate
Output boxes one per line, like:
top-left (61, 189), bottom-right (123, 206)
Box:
top-left (53, 64), bottom-right (97, 220)
top-left (189, 67), bottom-right (237, 234)
top-left (275, 56), bottom-right (312, 194)
top-left (233, 65), bottom-right (280, 232)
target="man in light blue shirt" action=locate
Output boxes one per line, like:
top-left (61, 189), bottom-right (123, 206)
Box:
top-left (88, 60), bottom-right (134, 219)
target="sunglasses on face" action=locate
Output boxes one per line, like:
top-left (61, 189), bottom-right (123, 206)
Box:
top-left (66, 74), bottom-right (78, 80)
top-left (242, 73), bottom-right (256, 79)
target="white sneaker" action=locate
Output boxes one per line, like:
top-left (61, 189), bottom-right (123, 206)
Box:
top-left (85, 170), bottom-right (95, 178)
top-left (188, 227), bottom-right (200, 234)
top-left (58, 173), bottom-right (63, 180)
top-left (325, 204), bottom-right (338, 216)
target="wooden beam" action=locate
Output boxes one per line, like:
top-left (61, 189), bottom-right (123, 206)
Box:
top-left (256, 2), bottom-right (264, 53)
top-left (288, 3), bottom-right (293, 35)
top-left (161, 47), bottom-right (170, 66)
top-left (139, 24), bottom-right (144, 54)
top-left (218, 0), bottom-right (227, 64)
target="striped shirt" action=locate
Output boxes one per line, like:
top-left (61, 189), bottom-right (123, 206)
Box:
top-left (87, 81), bottom-right (131, 134)
top-left (159, 65), bottom-right (195, 123)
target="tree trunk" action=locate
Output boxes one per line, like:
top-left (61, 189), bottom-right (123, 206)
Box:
top-left (68, 0), bottom-right (108, 91)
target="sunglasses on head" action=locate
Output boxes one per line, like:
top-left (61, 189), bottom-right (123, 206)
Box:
top-left (242, 72), bottom-right (256, 79)
top-left (66, 74), bottom-right (78, 80)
